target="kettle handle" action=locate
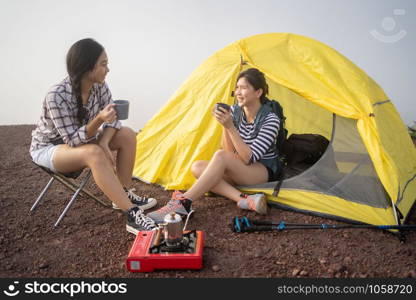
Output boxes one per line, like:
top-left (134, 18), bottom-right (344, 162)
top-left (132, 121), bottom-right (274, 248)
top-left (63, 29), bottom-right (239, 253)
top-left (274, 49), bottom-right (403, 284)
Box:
top-left (182, 209), bottom-right (195, 231)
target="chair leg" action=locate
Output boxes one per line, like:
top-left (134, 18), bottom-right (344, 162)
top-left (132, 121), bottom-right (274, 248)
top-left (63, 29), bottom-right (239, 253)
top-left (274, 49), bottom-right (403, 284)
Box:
top-left (53, 173), bottom-right (111, 208)
top-left (54, 170), bottom-right (92, 228)
top-left (30, 177), bottom-right (55, 212)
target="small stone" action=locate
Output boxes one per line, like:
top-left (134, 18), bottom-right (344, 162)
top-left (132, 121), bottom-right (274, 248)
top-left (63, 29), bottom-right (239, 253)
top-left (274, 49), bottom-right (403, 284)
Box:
top-left (319, 258), bottom-right (327, 265)
top-left (292, 268), bottom-right (300, 276)
top-left (300, 270), bottom-right (308, 276)
top-left (332, 251), bottom-right (339, 257)
top-left (407, 270), bottom-right (416, 278)
top-left (343, 256), bottom-right (352, 264)
top-left (39, 262), bottom-right (49, 269)
top-left (212, 265), bottom-right (220, 272)
top-left (330, 263), bottom-right (346, 273)
top-left (275, 261), bottom-right (284, 265)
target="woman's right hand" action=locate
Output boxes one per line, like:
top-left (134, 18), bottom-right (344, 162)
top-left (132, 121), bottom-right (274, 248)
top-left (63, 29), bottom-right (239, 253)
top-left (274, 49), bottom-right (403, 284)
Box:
top-left (99, 104), bottom-right (117, 123)
top-left (212, 106), bottom-right (233, 129)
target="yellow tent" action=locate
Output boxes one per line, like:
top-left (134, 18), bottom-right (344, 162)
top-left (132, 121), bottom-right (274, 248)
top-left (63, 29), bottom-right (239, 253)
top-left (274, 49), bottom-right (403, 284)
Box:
top-left (134, 33), bottom-right (416, 226)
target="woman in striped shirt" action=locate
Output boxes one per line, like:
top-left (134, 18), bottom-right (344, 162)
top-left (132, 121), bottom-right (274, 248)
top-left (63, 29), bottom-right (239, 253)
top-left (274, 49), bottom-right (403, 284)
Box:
top-left (147, 68), bottom-right (280, 223)
top-left (30, 38), bottom-right (158, 234)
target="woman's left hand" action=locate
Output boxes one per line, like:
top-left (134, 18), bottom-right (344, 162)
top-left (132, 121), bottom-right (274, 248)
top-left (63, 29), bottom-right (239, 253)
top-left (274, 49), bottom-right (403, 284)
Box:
top-left (212, 107), bottom-right (233, 129)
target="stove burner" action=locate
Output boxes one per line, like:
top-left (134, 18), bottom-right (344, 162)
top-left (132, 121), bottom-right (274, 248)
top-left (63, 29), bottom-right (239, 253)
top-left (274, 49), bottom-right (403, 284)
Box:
top-left (149, 231), bottom-right (197, 254)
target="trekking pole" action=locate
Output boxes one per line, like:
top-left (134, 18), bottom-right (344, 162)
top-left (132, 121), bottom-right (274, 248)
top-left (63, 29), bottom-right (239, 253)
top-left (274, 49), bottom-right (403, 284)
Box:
top-left (231, 216), bottom-right (416, 233)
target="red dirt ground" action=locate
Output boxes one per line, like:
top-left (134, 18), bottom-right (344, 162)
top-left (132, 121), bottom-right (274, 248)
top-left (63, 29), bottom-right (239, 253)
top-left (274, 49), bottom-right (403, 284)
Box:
top-left (1, 125), bottom-right (416, 279)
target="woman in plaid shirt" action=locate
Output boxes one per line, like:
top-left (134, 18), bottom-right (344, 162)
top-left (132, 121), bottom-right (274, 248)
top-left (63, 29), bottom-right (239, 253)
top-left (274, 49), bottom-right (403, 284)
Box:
top-left (30, 38), bottom-right (158, 234)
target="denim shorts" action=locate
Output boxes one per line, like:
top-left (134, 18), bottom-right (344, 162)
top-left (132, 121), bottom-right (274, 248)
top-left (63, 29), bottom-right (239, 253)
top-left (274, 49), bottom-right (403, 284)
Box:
top-left (30, 144), bottom-right (60, 172)
top-left (266, 167), bottom-right (281, 182)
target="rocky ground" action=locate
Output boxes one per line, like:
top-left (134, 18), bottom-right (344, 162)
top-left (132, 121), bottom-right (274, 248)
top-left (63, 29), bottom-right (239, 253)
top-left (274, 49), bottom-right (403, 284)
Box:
top-left (1, 125), bottom-right (416, 279)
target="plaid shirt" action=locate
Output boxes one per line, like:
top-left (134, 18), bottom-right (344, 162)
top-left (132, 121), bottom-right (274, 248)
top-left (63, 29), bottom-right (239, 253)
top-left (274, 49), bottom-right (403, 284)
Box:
top-left (30, 77), bottom-right (121, 152)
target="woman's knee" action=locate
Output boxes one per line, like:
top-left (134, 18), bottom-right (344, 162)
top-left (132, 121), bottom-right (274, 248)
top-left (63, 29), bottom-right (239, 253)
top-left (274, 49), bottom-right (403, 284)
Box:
top-left (83, 144), bottom-right (107, 166)
top-left (191, 160), bottom-right (208, 178)
top-left (212, 149), bottom-right (231, 163)
top-left (109, 126), bottom-right (136, 150)
top-left (118, 127), bottom-right (137, 144)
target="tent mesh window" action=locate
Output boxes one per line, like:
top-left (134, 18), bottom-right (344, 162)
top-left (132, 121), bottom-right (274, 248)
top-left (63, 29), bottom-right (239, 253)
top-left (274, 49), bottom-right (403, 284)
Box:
top-left (281, 115), bottom-right (390, 208)
top-left (255, 114), bottom-right (391, 208)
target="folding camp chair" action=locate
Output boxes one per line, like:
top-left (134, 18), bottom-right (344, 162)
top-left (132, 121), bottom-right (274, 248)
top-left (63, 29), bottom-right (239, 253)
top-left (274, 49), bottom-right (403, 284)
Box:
top-left (30, 163), bottom-right (111, 227)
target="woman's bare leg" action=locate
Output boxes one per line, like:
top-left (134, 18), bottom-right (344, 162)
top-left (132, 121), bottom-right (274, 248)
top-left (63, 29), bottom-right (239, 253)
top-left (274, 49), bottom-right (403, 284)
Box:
top-left (107, 126), bottom-right (137, 188)
top-left (52, 143), bottom-right (134, 211)
top-left (184, 150), bottom-right (268, 200)
top-left (191, 160), bottom-right (242, 202)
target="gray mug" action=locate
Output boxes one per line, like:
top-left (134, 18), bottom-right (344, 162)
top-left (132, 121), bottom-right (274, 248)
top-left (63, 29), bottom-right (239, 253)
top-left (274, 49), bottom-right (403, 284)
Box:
top-left (113, 100), bottom-right (129, 120)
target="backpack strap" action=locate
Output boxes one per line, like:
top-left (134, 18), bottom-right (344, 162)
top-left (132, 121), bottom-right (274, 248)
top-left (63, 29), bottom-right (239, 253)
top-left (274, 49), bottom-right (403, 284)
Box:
top-left (272, 167), bottom-right (285, 197)
top-left (233, 101), bottom-right (272, 136)
top-left (232, 104), bottom-right (243, 130)
top-left (252, 101), bottom-right (272, 138)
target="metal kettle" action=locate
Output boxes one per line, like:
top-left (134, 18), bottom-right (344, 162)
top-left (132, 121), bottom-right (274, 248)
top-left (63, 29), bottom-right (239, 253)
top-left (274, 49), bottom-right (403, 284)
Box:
top-left (163, 212), bottom-right (183, 246)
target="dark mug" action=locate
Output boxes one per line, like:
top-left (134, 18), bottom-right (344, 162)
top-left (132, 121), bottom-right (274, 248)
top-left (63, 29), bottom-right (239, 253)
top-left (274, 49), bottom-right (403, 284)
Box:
top-left (215, 102), bottom-right (231, 112)
top-left (113, 100), bottom-right (129, 120)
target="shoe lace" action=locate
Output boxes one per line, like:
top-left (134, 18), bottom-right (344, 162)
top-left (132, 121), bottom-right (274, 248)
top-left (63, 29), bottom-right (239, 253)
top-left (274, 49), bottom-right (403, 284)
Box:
top-left (133, 210), bottom-right (157, 230)
top-left (151, 190), bottom-right (187, 214)
top-left (172, 190), bottom-right (185, 200)
top-left (153, 199), bottom-right (181, 214)
top-left (127, 188), bottom-right (146, 202)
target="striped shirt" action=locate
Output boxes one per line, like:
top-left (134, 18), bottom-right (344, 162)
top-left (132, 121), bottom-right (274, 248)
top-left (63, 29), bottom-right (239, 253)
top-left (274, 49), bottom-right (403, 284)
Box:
top-left (232, 107), bottom-right (280, 164)
top-left (30, 77), bottom-right (121, 152)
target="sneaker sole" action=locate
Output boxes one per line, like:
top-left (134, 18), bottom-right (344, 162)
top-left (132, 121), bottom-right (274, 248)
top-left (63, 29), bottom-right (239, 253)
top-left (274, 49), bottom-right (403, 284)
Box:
top-left (126, 224), bottom-right (157, 235)
top-left (113, 198), bottom-right (158, 211)
top-left (256, 194), bottom-right (269, 215)
top-left (126, 224), bottom-right (139, 235)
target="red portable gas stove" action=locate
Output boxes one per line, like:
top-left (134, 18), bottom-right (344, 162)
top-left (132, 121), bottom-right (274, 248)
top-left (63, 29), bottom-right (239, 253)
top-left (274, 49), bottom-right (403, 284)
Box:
top-left (126, 230), bottom-right (204, 272)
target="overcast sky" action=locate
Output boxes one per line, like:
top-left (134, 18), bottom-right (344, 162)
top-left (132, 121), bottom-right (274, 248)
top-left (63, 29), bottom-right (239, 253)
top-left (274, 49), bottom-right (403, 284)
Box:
top-left (0, 0), bottom-right (415, 130)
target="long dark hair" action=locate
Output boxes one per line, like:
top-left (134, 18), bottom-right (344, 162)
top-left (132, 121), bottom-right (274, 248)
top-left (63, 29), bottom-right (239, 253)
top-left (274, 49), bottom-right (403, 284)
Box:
top-left (237, 68), bottom-right (269, 104)
top-left (66, 38), bottom-right (104, 124)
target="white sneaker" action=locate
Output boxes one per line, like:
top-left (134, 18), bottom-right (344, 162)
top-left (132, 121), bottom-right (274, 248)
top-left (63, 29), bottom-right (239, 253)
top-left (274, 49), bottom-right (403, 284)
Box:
top-left (237, 193), bottom-right (268, 215)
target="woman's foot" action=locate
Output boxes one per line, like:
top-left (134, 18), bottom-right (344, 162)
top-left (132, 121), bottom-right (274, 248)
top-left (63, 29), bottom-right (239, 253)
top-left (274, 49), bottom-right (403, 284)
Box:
top-left (126, 206), bottom-right (158, 235)
top-left (237, 193), bottom-right (268, 215)
top-left (146, 191), bottom-right (193, 224)
top-left (113, 188), bottom-right (157, 211)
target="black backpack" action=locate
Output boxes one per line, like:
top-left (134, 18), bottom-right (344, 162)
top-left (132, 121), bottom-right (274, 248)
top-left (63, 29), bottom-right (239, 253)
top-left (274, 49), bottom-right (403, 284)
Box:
top-left (284, 133), bottom-right (329, 166)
